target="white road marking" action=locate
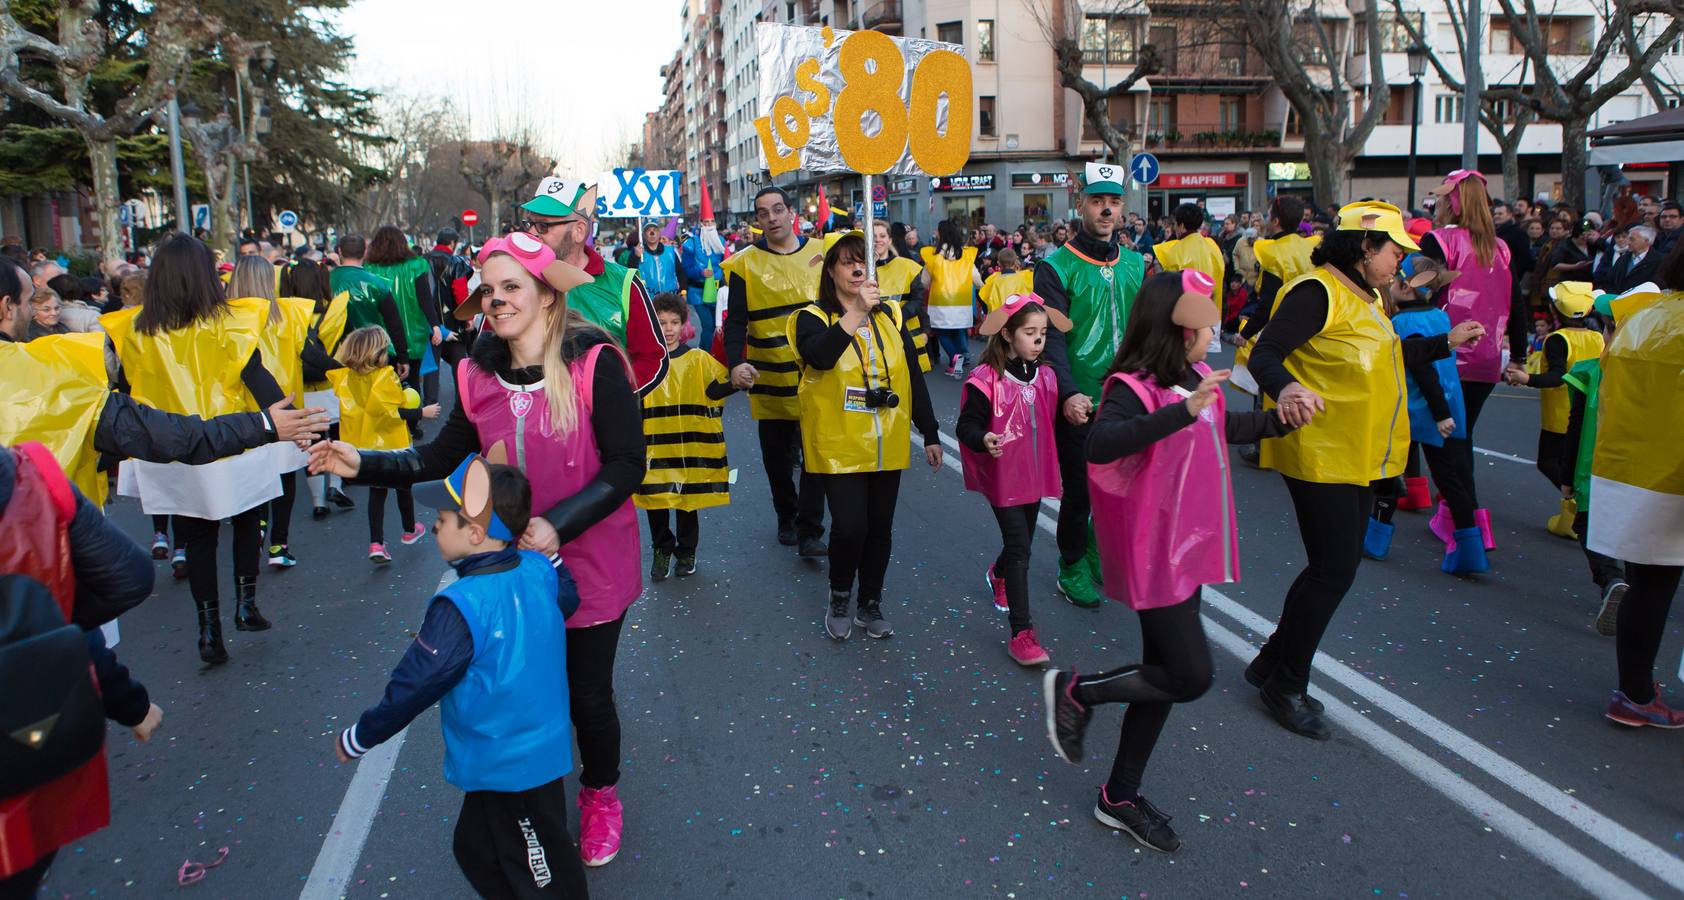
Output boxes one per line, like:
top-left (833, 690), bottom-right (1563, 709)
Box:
top-left (300, 727), bottom-right (408, 900)
top-left (931, 428), bottom-right (1680, 894)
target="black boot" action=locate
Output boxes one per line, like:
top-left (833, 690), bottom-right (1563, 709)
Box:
top-left (233, 575), bottom-right (271, 632)
top-left (196, 597), bottom-right (229, 665)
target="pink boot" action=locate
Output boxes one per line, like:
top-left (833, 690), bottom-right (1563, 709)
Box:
top-left (1473, 508), bottom-right (1496, 551)
top-left (577, 784), bottom-right (623, 867)
top-left (1428, 501), bottom-right (1455, 550)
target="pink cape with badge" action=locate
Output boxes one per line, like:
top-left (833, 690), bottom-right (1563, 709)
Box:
top-left (1429, 226), bottom-right (1512, 383)
top-left (457, 343), bottom-right (641, 628)
top-left (1088, 363), bottom-right (1239, 610)
top-left (960, 363), bottom-right (1061, 507)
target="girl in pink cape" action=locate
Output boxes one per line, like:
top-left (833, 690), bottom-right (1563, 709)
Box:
top-left (1041, 270), bottom-right (1300, 854)
top-left (957, 292), bottom-right (1072, 667)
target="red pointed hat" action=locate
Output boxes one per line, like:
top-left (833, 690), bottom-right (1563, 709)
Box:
top-left (699, 181), bottom-right (715, 223)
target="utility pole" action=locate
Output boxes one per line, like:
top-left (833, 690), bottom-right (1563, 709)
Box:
top-left (1463, 0), bottom-right (1483, 171)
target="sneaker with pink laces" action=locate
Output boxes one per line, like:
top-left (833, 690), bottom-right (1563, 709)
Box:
top-left (577, 784), bottom-right (623, 867)
top-left (986, 565), bottom-right (1008, 612)
top-left (1605, 685), bottom-right (1684, 728)
top-left (368, 543), bottom-right (391, 564)
top-left (1009, 629), bottom-right (1050, 666)
top-left (400, 522), bottom-right (428, 545)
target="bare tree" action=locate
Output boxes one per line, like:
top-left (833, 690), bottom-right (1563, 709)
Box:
top-left (0, 0), bottom-right (215, 259)
top-left (458, 139), bottom-right (555, 235)
top-left (350, 90), bottom-right (467, 233)
top-left (1022, 0), bottom-right (1160, 169)
top-left (1391, 1), bottom-right (1538, 203)
top-left (1480, 0), bottom-right (1683, 211)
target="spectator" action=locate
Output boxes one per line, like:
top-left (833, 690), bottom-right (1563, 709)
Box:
top-left (1593, 228), bottom-right (1630, 293)
top-left (28, 259), bottom-right (62, 293)
top-left (26, 287), bottom-right (68, 340)
top-left (1654, 201), bottom-right (1683, 260)
top-left (238, 236), bottom-right (262, 256)
top-left (1614, 225), bottom-right (1661, 292)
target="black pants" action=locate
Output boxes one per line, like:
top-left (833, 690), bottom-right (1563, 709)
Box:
top-left (1574, 511), bottom-right (1626, 590)
top-left (819, 470), bottom-right (902, 599)
top-left (368, 487), bottom-right (416, 545)
top-left (1073, 592), bottom-right (1213, 800)
top-left (567, 614), bottom-right (625, 790)
top-left (1402, 442), bottom-right (1421, 479)
top-left (646, 508), bottom-right (699, 554)
top-left (175, 508), bottom-right (263, 607)
top-left (1616, 563), bottom-right (1683, 704)
top-left (269, 470), bottom-right (298, 546)
top-left (1422, 439), bottom-right (1477, 529)
top-left (1053, 414), bottom-right (1092, 565)
top-left (991, 502), bottom-right (1039, 634)
top-left (1254, 476), bottom-right (1371, 694)
top-left (151, 514), bottom-right (171, 538)
top-left (1451, 379), bottom-right (1498, 507)
top-left (757, 418), bottom-right (824, 540)
top-left (452, 776), bottom-right (588, 899)
top-left (1537, 430), bottom-right (1567, 489)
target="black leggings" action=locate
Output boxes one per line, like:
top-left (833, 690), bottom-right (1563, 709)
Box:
top-left (368, 487), bottom-right (416, 545)
top-left (1575, 511), bottom-right (1626, 590)
top-left (1054, 415), bottom-right (1092, 565)
top-left (1449, 379), bottom-right (1498, 507)
top-left (567, 614), bottom-right (625, 789)
top-left (1254, 476), bottom-right (1371, 694)
top-left (1536, 430), bottom-right (1567, 490)
top-left (1073, 592), bottom-right (1214, 801)
top-left (269, 470), bottom-right (298, 546)
top-left (646, 508), bottom-right (699, 554)
top-left (1616, 563), bottom-right (1683, 704)
top-left (1377, 441), bottom-right (1476, 529)
top-left (991, 502), bottom-right (1039, 634)
top-left (175, 508), bottom-right (264, 607)
top-left (759, 418), bottom-right (825, 540)
top-left (819, 470), bottom-right (902, 600)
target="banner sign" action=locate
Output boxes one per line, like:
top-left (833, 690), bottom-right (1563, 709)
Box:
top-left (930, 174), bottom-right (994, 192)
top-left (1156, 172), bottom-right (1248, 189)
top-left (754, 22), bottom-right (972, 178)
top-left (595, 168), bottom-right (683, 218)
top-left (1010, 172), bottom-right (1072, 188)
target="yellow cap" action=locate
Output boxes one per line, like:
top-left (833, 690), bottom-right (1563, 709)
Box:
top-left (1335, 201), bottom-right (1420, 252)
top-left (1548, 281), bottom-right (1596, 318)
top-left (821, 229), bottom-right (866, 252)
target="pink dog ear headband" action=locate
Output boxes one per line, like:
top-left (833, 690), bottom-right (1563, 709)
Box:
top-left (457, 232), bottom-right (592, 321)
top-left (1171, 270), bottom-right (1220, 330)
top-left (978, 292), bottom-right (1074, 335)
top-left (1432, 169), bottom-right (1487, 216)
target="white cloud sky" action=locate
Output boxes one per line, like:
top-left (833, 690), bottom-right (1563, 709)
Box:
top-left (334, 0), bottom-right (683, 175)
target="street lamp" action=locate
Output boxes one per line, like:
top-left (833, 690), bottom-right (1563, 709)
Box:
top-left (1405, 42), bottom-right (1429, 212)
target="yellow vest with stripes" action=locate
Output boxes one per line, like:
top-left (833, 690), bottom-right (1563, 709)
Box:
top-left (721, 239), bottom-right (827, 420)
top-left (636, 348), bottom-right (732, 511)
top-left (101, 298), bottom-right (268, 417)
top-left (1539, 328), bottom-right (1605, 434)
top-left (1259, 267), bottom-right (1409, 485)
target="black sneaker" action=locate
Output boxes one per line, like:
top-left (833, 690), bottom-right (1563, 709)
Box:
top-left (853, 599), bottom-right (893, 639)
top-left (1595, 580), bottom-right (1627, 637)
top-left (1238, 444), bottom-right (1261, 467)
top-left (1095, 791), bottom-right (1181, 853)
top-left (1243, 658), bottom-right (1325, 714)
top-left (1259, 685), bottom-right (1332, 740)
top-left (328, 487), bottom-right (356, 510)
top-left (650, 549), bottom-right (672, 582)
top-left (798, 536), bottom-right (828, 560)
top-left (675, 554), bottom-right (697, 577)
top-left (777, 521), bottom-right (798, 546)
top-left (1042, 669), bottom-right (1092, 764)
top-left (825, 590), bottom-right (852, 641)
top-left (312, 505), bottom-right (330, 521)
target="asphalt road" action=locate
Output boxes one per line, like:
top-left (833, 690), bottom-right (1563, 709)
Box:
top-left (35, 340), bottom-right (1684, 899)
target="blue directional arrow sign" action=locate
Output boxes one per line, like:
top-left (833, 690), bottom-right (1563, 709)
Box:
top-left (1129, 153), bottom-right (1161, 186)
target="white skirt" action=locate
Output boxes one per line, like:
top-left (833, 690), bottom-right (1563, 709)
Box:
top-left (118, 441), bottom-right (304, 520)
top-left (302, 389), bottom-right (342, 424)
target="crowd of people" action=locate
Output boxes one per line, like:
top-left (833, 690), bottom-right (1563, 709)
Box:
top-left (1, 163), bottom-right (1681, 897)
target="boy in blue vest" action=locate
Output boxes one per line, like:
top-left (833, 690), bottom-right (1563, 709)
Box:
top-left (333, 455), bottom-right (586, 898)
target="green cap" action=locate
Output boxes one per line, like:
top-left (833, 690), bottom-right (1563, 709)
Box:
top-left (522, 177), bottom-right (597, 219)
top-left (1078, 162), bottom-right (1126, 196)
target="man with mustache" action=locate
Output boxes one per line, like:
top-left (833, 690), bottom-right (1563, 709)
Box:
top-left (1031, 163), bottom-right (1146, 608)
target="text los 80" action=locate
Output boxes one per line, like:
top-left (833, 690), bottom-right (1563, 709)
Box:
top-left (754, 30), bottom-right (972, 178)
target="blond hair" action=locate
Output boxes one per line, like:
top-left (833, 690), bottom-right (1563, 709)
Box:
top-left (334, 325), bottom-right (390, 375)
top-left (1450, 178), bottom-right (1499, 268)
top-left (118, 272), bottom-right (146, 307)
top-left (229, 255), bottom-right (281, 324)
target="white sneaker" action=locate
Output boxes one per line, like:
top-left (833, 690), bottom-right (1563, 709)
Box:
top-left (950, 354), bottom-right (965, 379)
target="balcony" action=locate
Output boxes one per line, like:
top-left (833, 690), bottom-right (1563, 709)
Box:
top-left (860, 0), bottom-right (901, 34)
top-left (1138, 123), bottom-right (1284, 152)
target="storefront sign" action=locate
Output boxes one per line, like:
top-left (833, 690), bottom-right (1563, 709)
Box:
top-left (1267, 162), bottom-right (1312, 182)
top-left (1155, 172), bottom-right (1246, 189)
top-left (890, 178), bottom-right (918, 195)
top-left (1010, 172), bottom-right (1071, 188)
top-left (930, 174), bottom-right (995, 192)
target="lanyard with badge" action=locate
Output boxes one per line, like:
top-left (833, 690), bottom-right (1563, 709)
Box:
top-left (842, 310), bottom-right (895, 414)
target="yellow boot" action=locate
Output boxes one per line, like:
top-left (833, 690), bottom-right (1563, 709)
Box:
top-left (1546, 497), bottom-right (1579, 540)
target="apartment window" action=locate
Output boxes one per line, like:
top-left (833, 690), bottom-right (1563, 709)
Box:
top-left (1217, 40), bottom-right (1246, 75)
top-left (1149, 24), bottom-right (1177, 65)
top-left (1148, 97), bottom-right (1175, 134)
top-left (937, 21), bottom-right (963, 45)
top-left (1435, 94), bottom-right (1464, 124)
top-left (977, 19), bottom-right (995, 61)
top-left (1081, 16), bottom-right (1137, 65)
top-left (1354, 12), bottom-right (1424, 54)
top-left (1219, 96), bottom-right (1244, 131)
top-left (980, 96), bottom-right (996, 136)
top-left (1292, 23), bottom-right (1334, 65)
top-left (1490, 18), bottom-right (1576, 54)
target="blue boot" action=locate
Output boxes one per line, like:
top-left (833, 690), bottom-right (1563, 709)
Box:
top-left (1441, 526), bottom-right (1490, 575)
top-left (1362, 518), bottom-right (1394, 560)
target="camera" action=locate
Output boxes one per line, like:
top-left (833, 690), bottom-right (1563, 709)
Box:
top-left (862, 386), bottom-right (899, 409)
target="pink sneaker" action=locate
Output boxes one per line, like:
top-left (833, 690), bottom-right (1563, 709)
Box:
top-left (1009, 629), bottom-right (1050, 666)
top-left (577, 784), bottom-right (623, 867)
top-left (1605, 685), bottom-right (1684, 728)
top-left (400, 521), bottom-right (428, 545)
top-left (986, 565), bottom-right (1008, 612)
top-left (368, 542), bottom-right (391, 564)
